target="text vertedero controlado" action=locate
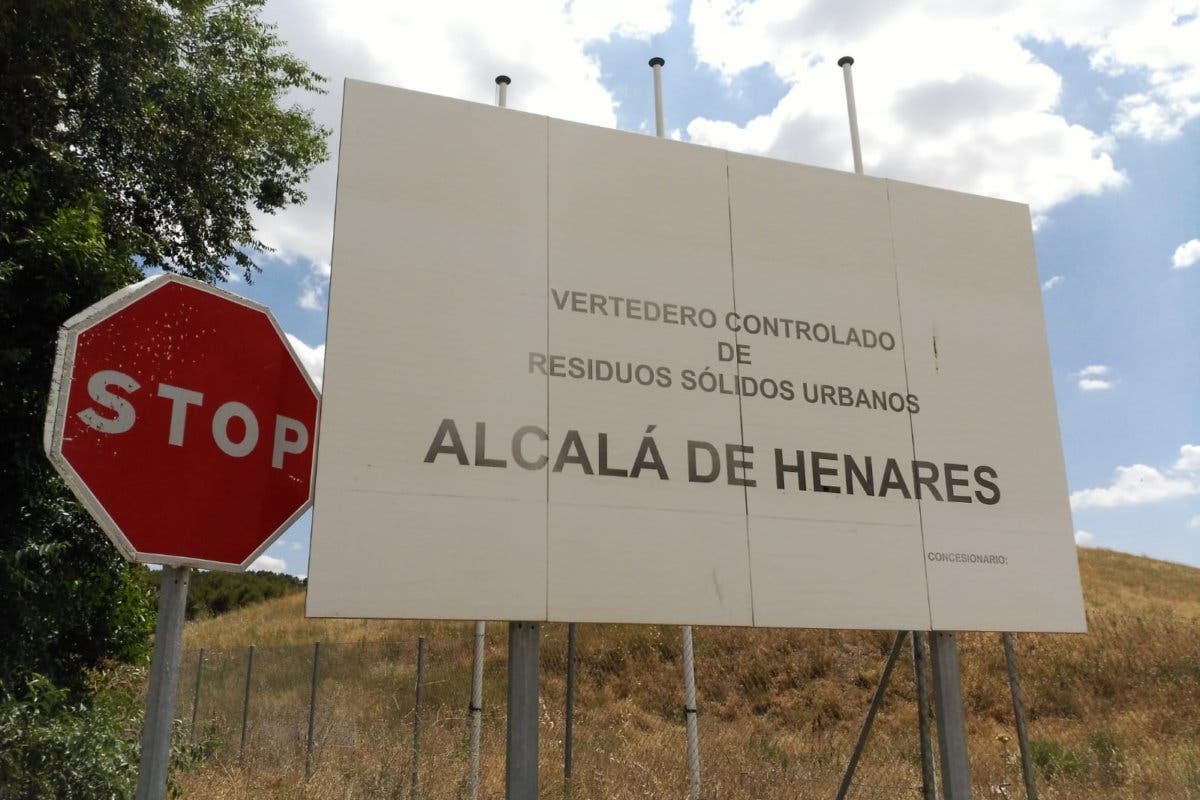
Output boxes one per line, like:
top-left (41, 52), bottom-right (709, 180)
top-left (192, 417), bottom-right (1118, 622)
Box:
top-left (552, 289), bottom-right (897, 350)
top-left (423, 419), bottom-right (1000, 505)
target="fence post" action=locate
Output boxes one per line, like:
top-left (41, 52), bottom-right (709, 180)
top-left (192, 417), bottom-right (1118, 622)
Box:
top-left (189, 647), bottom-right (205, 742)
top-left (912, 632), bottom-right (938, 800)
top-left (239, 644), bottom-right (255, 760)
top-left (565, 623), bottom-right (577, 784)
top-left (1003, 633), bottom-right (1039, 800)
top-left (305, 641), bottom-right (321, 781)
top-left (412, 636), bottom-right (426, 800)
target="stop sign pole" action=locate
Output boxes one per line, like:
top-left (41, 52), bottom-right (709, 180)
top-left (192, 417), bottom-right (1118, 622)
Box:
top-left (44, 274), bottom-right (319, 800)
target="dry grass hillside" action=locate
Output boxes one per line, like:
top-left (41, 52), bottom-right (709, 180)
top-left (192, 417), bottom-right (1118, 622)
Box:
top-left (171, 547), bottom-right (1200, 799)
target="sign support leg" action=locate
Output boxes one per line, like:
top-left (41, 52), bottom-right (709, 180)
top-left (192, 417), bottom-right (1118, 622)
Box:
top-left (835, 631), bottom-right (907, 800)
top-left (1002, 633), bottom-right (1038, 800)
top-left (930, 631), bottom-right (973, 800)
top-left (506, 621), bottom-right (540, 800)
top-left (681, 624), bottom-right (702, 800)
top-left (134, 565), bottom-right (190, 800)
top-left (469, 621), bottom-right (485, 800)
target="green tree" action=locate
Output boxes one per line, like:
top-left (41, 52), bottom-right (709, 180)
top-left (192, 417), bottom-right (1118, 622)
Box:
top-left (0, 0), bottom-right (327, 695)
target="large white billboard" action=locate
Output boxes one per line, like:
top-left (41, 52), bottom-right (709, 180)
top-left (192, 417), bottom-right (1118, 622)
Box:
top-left (307, 79), bottom-right (1086, 632)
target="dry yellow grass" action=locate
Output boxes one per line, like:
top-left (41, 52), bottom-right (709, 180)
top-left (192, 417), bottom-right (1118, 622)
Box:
top-left (171, 547), bottom-right (1200, 799)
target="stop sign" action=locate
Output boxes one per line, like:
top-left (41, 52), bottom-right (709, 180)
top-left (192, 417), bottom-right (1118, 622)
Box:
top-left (44, 274), bottom-right (320, 569)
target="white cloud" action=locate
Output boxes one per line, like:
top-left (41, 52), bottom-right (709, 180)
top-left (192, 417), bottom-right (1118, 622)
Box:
top-left (250, 554), bottom-right (288, 573)
top-left (1172, 238), bottom-right (1200, 269)
top-left (1042, 275), bottom-right (1064, 291)
top-left (686, 2), bottom-right (1200, 217)
top-left (1188, 514), bottom-right (1200, 529)
top-left (1070, 444), bottom-right (1200, 509)
top-left (1175, 445), bottom-right (1200, 472)
top-left (286, 333), bottom-right (326, 389)
top-left (1075, 530), bottom-right (1095, 546)
top-left (254, 0), bottom-right (673, 270)
top-left (1074, 364), bottom-right (1114, 391)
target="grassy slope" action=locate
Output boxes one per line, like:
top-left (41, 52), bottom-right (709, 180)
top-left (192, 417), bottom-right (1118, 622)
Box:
top-left (176, 548), bottom-right (1200, 799)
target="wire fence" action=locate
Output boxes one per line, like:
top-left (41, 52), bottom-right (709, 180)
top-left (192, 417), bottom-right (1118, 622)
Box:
top-left (171, 611), bottom-right (1200, 800)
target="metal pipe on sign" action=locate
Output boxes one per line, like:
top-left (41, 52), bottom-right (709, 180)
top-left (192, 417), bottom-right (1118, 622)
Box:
top-left (134, 565), bottom-right (191, 800)
top-left (469, 621), bottom-right (486, 800)
top-left (1003, 633), bottom-right (1039, 800)
top-left (648, 55), bottom-right (702, 800)
top-left (649, 57), bottom-right (666, 137)
top-left (491, 74), bottom-right (540, 800)
top-left (837, 56), bottom-right (864, 175)
top-left (930, 632), bottom-right (973, 800)
top-left (496, 74), bottom-right (510, 109)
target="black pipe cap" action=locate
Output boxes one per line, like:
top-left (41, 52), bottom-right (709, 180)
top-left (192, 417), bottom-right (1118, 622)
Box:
top-left (837, 56), bottom-right (854, 67)
top-left (649, 57), bottom-right (665, 67)
top-left (495, 75), bottom-right (511, 85)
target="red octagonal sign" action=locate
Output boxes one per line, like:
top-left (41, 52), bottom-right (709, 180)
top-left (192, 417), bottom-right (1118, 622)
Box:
top-left (44, 274), bottom-right (320, 569)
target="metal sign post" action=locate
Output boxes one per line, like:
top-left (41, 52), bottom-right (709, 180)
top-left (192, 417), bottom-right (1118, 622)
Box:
top-left (493, 74), bottom-right (541, 800)
top-left (506, 621), bottom-right (540, 800)
top-left (649, 56), bottom-right (703, 800)
top-left (931, 632), bottom-right (973, 800)
top-left (837, 55), bottom-right (972, 799)
top-left (134, 566), bottom-right (190, 800)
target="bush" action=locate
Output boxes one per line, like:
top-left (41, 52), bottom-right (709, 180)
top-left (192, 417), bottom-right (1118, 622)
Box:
top-left (0, 675), bottom-right (139, 799)
top-left (1030, 738), bottom-right (1087, 781)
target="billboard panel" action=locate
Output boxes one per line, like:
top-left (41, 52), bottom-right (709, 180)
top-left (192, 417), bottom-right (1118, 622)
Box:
top-left (307, 79), bottom-right (1085, 632)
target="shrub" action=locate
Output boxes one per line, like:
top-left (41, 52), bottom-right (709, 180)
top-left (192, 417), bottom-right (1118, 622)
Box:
top-left (1030, 738), bottom-right (1087, 781)
top-left (0, 675), bottom-right (138, 799)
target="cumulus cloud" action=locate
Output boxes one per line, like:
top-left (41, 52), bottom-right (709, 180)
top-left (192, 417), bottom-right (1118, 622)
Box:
top-left (253, 0), bottom-right (673, 294)
top-left (1074, 364), bottom-right (1114, 391)
top-left (251, 554), bottom-right (288, 573)
top-left (1042, 275), bottom-right (1065, 292)
top-left (286, 333), bottom-right (326, 389)
top-left (686, 1), bottom-right (1200, 216)
top-left (1074, 530), bottom-right (1095, 546)
top-left (1175, 445), bottom-right (1200, 472)
top-left (1070, 444), bottom-right (1200, 509)
top-left (1172, 238), bottom-right (1200, 269)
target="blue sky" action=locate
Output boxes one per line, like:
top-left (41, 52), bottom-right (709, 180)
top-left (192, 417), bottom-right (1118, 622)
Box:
top-left (229, 1), bottom-right (1199, 575)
